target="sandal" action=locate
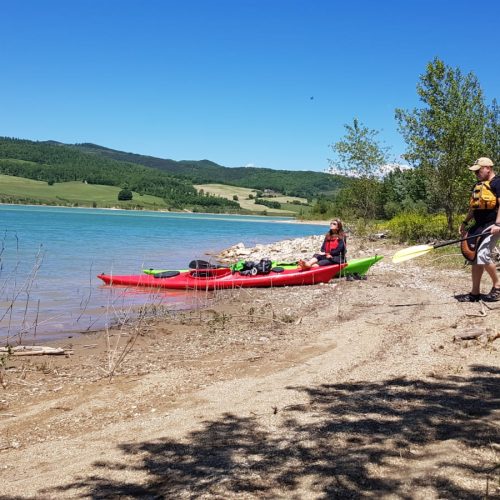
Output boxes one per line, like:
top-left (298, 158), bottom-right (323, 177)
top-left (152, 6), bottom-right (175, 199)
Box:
top-left (353, 273), bottom-right (367, 281)
top-left (482, 286), bottom-right (500, 302)
top-left (455, 293), bottom-right (481, 303)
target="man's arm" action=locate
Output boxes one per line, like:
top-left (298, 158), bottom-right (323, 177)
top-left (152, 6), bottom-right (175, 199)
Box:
top-left (491, 195), bottom-right (500, 235)
top-left (459, 209), bottom-right (474, 235)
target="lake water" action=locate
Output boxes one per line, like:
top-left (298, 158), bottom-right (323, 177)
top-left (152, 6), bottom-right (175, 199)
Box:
top-left (0, 205), bottom-right (324, 342)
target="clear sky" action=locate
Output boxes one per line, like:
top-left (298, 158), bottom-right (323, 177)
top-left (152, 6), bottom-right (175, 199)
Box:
top-left (1, 0), bottom-right (499, 171)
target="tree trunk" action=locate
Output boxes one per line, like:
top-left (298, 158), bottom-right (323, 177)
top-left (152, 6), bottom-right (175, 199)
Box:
top-left (446, 209), bottom-right (454, 234)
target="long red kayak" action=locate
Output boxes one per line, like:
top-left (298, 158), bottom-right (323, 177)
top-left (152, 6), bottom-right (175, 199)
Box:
top-left (97, 263), bottom-right (346, 290)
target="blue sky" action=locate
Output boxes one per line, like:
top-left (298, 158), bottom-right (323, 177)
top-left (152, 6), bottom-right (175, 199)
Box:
top-left (1, 0), bottom-right (499, 171)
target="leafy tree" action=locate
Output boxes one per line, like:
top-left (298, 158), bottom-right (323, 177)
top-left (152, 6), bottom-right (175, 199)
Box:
top-left (255, 198), bottom-right (281, 210)
top-left (380, 167), bottom-right (429, 217)
top-left (484, 99), bottom-right (500, 164)
top-left (328, 118), bottom-right (390, 218)
top-left (395, 58), bottom-right (487, 231)
top-left (118, 188), bottom-right (133, 201)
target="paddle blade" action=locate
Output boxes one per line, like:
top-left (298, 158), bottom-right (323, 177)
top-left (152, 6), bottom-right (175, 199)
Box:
top-left (392, 244), bottom-right (434, 263)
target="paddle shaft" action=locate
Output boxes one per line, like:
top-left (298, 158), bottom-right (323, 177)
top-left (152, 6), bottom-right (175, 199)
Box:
top-left (433, 229), bottom-right (491, 249)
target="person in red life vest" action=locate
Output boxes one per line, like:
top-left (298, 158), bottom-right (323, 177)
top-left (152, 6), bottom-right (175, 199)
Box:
top-left (299, 219), bottom-right (347, 269)
top-left (457, 157), bottom-right (500, 302)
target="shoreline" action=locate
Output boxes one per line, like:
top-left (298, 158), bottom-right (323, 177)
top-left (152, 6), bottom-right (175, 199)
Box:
top-left (1, 233), bottom-right (499, 497)
top-left (0, 202), bottom-right (332, 226)
top-left (0, 221), bottom-right (331, 344)
top-left (0, 201), bottom-right (327, 222)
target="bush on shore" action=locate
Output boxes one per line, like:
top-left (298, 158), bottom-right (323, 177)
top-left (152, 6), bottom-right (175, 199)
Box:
top-left (385, 212), bottom-right (450, 243)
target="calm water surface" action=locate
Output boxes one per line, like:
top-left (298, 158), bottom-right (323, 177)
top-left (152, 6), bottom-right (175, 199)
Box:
top-left (0, 206), bottom-right (324, 341)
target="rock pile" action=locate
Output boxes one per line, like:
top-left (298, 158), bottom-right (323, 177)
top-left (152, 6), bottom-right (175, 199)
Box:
top-left (215, 234), bottom-right (367, 264)
top-left (216, 235), bottom-right (324, 264)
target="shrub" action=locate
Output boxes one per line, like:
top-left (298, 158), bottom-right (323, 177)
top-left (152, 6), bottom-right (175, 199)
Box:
top-left (255, 198), bottom-right (281, 210)
top-left (118, 188), bottom-right (133, 201)
top-left (386, 212), bottom-right (449, 242)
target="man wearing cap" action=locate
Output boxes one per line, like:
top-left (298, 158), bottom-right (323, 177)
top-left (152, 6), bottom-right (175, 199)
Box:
top-left (458, 157), bottom-right (500, 302)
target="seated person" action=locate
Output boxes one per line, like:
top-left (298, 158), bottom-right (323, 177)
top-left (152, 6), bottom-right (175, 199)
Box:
top-left (299, 219), bottom-right (347, 269)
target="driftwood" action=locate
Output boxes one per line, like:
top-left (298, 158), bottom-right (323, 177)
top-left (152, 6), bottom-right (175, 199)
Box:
top-left (453, 330), bottom-right (500, 343)
top-left (0, 346), bottom-right (69, 356)
top-left (453, 331), bottom-right (484, 341)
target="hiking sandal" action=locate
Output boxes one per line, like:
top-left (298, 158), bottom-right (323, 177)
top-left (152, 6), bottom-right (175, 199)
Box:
top-left (482, 286), bottom-right (500, 302)
top-left (455, 293), bottom-right (481, 302)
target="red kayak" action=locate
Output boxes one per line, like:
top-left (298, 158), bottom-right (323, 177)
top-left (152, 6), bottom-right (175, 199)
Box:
top-left (97, 263), bottom-right (346, 290)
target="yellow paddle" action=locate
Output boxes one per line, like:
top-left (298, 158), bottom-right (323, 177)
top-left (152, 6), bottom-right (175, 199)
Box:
top-left (392, 230), bottom-right (491, 264)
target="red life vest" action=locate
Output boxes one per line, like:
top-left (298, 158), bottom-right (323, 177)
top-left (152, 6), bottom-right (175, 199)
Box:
top-left (324, 236), bottom-right (345, 254)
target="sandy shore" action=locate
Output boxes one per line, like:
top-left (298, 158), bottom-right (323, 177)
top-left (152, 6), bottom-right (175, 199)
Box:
top-left (1, 235), bottom-right (499, 498)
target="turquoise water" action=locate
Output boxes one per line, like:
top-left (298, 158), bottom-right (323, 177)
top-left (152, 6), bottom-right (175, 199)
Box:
top-left (0, 205), bottom-right (324, 341)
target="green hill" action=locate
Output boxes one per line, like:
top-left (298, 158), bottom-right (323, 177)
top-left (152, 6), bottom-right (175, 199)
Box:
top-left (0, 138), bottom-right (239, 211)
top-left (69, 143), bottom-right (347, 199)
top-left (0, 136), bottom-right (350, 212)
top-left (0, 174), bottom-right (169, 209)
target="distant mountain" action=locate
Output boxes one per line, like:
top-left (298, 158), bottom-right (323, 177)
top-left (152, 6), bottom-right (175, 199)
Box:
top-left (69, 143), bottom-right (348, 199)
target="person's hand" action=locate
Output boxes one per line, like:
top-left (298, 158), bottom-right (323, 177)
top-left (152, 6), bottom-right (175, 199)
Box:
top-left (491, 224), bottom-right (500, 235)
top-left (459, 223), bottom-right (466, 236)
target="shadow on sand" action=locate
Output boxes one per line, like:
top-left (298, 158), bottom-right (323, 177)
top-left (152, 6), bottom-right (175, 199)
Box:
top-left (48, 365), bottom-right (499, 498)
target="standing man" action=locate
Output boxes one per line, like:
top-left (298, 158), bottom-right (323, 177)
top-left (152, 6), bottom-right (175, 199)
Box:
top-left (458, 157), bottom-right (500, 302)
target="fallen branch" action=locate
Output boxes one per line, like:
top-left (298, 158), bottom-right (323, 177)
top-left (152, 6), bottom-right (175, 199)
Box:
top-left (481, 301), bottom-right (500, 311)
top-left (391, 302), bottom-right (430, 308)
top-left (453, 330), bottom-right (500, 343)
top-left (0, 346), bottom-right (69, 356)
top-left (485, 332), bottom-right (500, 343)
top-left (465, 302), bottom-right (487, 317)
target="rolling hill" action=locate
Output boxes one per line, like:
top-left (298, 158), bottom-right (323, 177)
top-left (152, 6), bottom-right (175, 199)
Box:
top-left (68, 142), bottom-right (347, 199)
top-left (0, 136), bottom-right (349, 213)
top-left (0, 138), bottom-right (239, 211)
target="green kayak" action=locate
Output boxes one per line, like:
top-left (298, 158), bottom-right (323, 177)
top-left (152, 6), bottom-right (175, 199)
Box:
top-left (338, 255), bottom-right (384, 276)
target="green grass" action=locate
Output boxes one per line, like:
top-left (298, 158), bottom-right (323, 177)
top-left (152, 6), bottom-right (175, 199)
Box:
top-left (0, 175), bottom-right (312, 214)
top-left (280, 202), bottom-right (312, 216)
top-left (194, 183), bottom-right (309, 215)
top-left (0, 174), bottom-right (169, 209)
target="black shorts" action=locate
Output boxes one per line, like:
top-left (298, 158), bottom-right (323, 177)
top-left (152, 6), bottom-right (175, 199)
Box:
top-left (313, 254), bottom-right (346, 266)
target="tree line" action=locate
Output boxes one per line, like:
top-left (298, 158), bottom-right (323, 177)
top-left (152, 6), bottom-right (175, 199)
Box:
top-left (318, 58), bottom-right (500, 234)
